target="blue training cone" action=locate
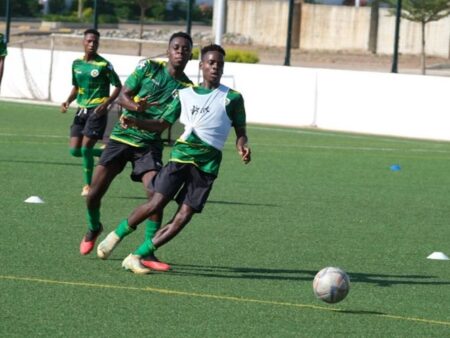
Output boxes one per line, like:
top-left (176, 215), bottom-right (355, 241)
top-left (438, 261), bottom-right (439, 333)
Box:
top-left (390, 164), bottom-right (401, 171)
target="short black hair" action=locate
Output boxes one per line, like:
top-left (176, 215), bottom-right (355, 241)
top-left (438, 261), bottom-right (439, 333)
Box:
top-left (84, 28), bottom-right (100, 38)
top-left (169, 32), bottom-right (193, 48)
top-left (201, 44), bottom-right (226, 59)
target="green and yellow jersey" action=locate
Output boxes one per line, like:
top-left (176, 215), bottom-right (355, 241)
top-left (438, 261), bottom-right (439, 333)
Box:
top-left (0, 33), bottom-right (7, 57)
top-left (110, 59), bottom-right (192, 148)
top-left (168, 86), bottom-right (246, 176)
top-left (72, 54), bottom-right (120, 108)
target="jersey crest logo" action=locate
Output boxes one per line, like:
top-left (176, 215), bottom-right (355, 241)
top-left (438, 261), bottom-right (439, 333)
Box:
top-left (91, 69), bottom-right (99, 78)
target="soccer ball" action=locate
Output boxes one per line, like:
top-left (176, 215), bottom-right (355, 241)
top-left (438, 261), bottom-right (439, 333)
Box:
top-left (313, 267), bottom-right (350, 304)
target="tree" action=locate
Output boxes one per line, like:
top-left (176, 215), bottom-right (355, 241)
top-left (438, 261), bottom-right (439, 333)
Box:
top-left (78, 0), bottom-right (84, 18)
top-left (368, 0), bottom-right (380, 54)
top-left (135, 0), bottom-right (153, 56)
top-left (385, 0), bottom-right (450, 74)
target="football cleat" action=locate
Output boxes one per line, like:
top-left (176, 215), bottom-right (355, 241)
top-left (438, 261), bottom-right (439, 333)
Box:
top-left (141, 255), bottom-right (171, 271)
top-left (81, 185), bottom-right (91, 197)
top-left (80, 225), bottom-right (103, 255)
top-left (97, 231), bottom-right (121, 259)
top-left (122, 254), bottom-right (152, 274)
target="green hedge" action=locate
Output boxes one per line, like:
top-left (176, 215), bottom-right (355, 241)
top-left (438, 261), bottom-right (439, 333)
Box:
top-left (192, 48), bottom-right (259, 64)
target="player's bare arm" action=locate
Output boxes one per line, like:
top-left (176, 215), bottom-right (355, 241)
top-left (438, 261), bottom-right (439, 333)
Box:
top-left (235, 126), bottom-right (251, 164)
top-left (118, 86), bottom-right (158, 113)
top-left (94, 84), bottom-right (122, 116)
top-left (61, 86), bottom-right (79, 113)
top-left (120, 115), bottom-right (170, 133)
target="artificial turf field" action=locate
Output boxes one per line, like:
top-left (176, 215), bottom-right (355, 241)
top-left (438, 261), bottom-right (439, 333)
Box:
top-left (1, 100), bottom-right (450, 337)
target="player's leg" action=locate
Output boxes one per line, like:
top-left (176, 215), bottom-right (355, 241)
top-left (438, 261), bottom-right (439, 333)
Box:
top-left (140, 170), bottom-right (170, 270)
top-left (120, 163), bottom-right (184, 273)
top-left (115, 192), bottom-right (171, 274)
top-left (80, 136), bottom-right (98, 196)
top-left (129, 146), bottom-right (170, 269)
top-left (106, 191), bottom-right (171, 257)
top-left (123, 203), bottom-right (194, 274)
top-left (80, 141), bottom-right (127, 255)
top-left (150, 204), bottom-right (195, 248)
top-left (124, 163), bottom-right (204, 274)
top-left (69, 136), bottom-right (82, 157)
top-left (136, 164), bottom-right (215, 271)
top-left (69, 108), bottom-right (85, 158)
top-left (80, 109), bottom-right (108, 196)
top-left (96, 145), bottom-right (162, 259)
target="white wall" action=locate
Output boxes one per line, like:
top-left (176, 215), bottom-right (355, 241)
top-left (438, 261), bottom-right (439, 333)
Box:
top-left (2, 47), bottom-right (450, 142)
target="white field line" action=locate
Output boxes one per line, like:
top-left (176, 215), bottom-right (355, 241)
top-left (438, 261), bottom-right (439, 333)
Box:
top-left (2, 129), bottom-right (450, 154)
top-left (1, 274), bottom-right (449, 328)
top-left (245, 142), bottom-right (450, 154)
top-left (0, 132), bottom-right (66, 139)
top-left (248, 125), bottom-right (450, 146)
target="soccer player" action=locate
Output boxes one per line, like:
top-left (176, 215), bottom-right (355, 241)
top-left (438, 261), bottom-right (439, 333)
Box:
top-left (61, 29), bottom-right (122, 197)
top-left (0, 32), bottom-right (7, 88)
top-left (82, 32), bottom-right (194, 269)
top-left (97, 44), bottom-right (251, 274)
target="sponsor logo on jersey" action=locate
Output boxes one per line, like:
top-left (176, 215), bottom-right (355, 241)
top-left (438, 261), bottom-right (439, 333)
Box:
top-left (190, 105), bottom-right (209, 115)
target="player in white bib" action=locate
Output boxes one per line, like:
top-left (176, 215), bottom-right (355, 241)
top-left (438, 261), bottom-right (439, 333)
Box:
top-left (97, 44), bottom-right (251, 274)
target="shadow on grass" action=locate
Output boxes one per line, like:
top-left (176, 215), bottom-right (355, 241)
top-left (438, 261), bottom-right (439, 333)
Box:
top-left (166, 263), bottom-right (450, 286)
top-left (112, 196), bottom-right (278, 207)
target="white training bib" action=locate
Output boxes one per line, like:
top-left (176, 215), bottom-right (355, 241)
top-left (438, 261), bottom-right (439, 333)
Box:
top-left (178, 85), bottom-right (232, 150)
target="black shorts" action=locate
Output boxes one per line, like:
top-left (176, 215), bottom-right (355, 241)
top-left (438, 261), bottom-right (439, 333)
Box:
top-left (70, 107), bottom-right (107, 140)
top-left (152, 162), bottom-right (216, 213)
top-left (98, 139), bottom-right (163, 182)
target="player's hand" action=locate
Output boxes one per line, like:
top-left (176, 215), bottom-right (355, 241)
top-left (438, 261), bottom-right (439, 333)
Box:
top-left (60, 102), bottom-right (69, 113)
top-left (94, 104), bottom-right (108, 116)
top-left (238, 145), bottom-right (251, 164)
top-left (120, 115), bottom-right (137, 129)
top-left (135, 95), bottom-right (159, 112)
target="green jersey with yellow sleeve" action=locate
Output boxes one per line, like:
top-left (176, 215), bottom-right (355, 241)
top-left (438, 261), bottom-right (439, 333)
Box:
top-left (72, 54), bottom-right (121, 108)
top-left (110, 59), bottom-right (192, 148)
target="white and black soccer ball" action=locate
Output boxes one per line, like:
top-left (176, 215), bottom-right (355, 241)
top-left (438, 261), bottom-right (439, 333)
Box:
top-left (313, 267), bottom-right (350, 304)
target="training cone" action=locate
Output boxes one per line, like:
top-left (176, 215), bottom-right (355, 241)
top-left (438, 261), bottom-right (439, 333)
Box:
top-left (24, 196), bottom-right (45, 204)
top-left (390, 164), bottom-right (401, 171)
top-left (427, 252), bottom-right (449, 260)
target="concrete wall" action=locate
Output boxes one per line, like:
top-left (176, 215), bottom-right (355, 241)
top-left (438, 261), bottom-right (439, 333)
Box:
top-left (226, 0), bottom-right (292, 47)
top-left (225, 1), bottom-right (450, 57)
top-left (3, 47), bottom-right (450, 142)
top-left (300, 4), bottom-right (371, 52)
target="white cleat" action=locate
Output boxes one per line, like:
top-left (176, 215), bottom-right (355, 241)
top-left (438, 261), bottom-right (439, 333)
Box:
top-left (122, 254), bottom-right (151, 274)
top-left (97, 231), bottom-right (121, 260)
top-left (81, 185), bottom-right (91, 197)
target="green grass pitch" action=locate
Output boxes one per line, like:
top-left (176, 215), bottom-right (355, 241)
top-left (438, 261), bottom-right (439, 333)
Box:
top-left (1, 100), bottom-right (450, 337)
